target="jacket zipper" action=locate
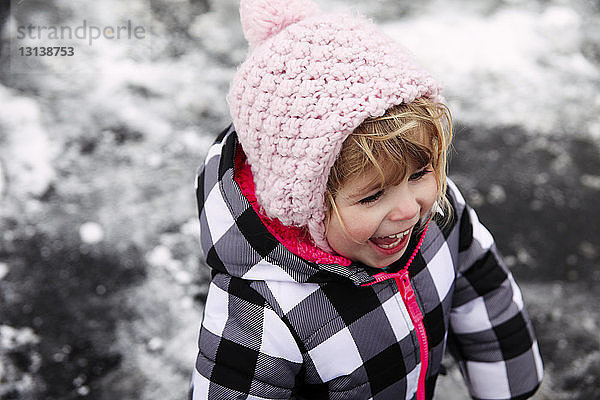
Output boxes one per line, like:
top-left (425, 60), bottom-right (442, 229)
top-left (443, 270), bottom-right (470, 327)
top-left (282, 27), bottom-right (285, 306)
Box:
top-left (396, 270), bottom-right (428, 400)
top-left (362, 222), bottom-right (430, 400)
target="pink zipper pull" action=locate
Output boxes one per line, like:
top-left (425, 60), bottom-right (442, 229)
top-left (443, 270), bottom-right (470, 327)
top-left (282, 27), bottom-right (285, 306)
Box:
top-left (398, 271), bottom-right (413, 298)
top-left (397, 271), bottom-right (423, 323)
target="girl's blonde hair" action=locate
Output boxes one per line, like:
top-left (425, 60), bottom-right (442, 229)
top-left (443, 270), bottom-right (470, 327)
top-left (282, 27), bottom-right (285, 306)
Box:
top-left (326, 97), bottom-right (453, 228)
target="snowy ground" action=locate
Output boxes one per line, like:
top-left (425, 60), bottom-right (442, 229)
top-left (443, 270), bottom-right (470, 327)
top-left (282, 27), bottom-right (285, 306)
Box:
top-left (0, 0), bottom-right (598, 399)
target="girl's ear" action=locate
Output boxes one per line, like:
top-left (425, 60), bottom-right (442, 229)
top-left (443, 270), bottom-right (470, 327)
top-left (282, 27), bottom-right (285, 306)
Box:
top-left (240, 0), bottom-right (320, 50)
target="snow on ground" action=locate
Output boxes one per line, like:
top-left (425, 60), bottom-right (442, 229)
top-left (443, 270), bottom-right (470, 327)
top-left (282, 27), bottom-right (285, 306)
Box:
top-left (0, 85), bottom-right (56, 199)
top-left (380, 1), bottom-right (600, 138)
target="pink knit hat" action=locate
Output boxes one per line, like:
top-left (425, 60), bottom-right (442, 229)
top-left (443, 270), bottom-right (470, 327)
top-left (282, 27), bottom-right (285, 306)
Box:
top-left (228, 0), bottom-right (442, 252)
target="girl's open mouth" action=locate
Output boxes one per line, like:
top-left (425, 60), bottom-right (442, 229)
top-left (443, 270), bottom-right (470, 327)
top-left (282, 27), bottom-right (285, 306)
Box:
top-left (369, 228), bottom-right (412, 254)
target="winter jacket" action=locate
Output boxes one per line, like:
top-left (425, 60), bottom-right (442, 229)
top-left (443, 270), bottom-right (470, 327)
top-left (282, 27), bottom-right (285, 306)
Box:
top-left (189, 125), bottom-right (543, 400)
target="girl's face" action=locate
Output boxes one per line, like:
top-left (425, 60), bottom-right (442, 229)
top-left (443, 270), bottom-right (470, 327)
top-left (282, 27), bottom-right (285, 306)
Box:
top-left (325, 163), bottom-right (437, 269)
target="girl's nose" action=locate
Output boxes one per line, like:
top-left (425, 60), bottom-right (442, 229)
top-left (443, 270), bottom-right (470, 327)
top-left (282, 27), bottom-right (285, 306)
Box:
top-left (387, 189), bottom-right (419, 222)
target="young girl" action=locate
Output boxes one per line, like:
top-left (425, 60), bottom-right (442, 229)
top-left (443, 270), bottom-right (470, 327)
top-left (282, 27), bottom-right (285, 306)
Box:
top-left (190, 0), bottom-right (543, 399)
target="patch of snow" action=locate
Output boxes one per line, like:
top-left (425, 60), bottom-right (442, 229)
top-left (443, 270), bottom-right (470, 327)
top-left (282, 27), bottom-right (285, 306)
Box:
top-left (580, 174), bottom-right (600, 190)
top-left (487, 184), bottom-right (507, 204)
top-left (180, 129), bottom-right (217, 155)
top-left (79, 222), bottom-right (105, 244)
top-left (146, 245), bottom-right (172, 268)
top-left (147, 337), bottom-right (164, 353)
top-left (189, 9), bottom-right (246, 63)
top-left (180, 217), bottom-right (200, 238)
top-left (0, 85), bottom-right (56, 199)
top-left (0, 263), bottom-right (9, 280)
top-left (0, 160), bottom-right (5, 198)
top-left (578, 241), bottom-right (597, 260)
top-left (0, 325), bottom-right (39, 349)
top-left (173, 269), bottom-right (193, 285)
top-left (380, 3), bottom-right (600, 137)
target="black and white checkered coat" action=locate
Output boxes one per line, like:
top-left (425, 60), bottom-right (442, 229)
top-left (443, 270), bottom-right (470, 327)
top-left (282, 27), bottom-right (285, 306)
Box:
top-left (190, 126), bottom-right (543, 400)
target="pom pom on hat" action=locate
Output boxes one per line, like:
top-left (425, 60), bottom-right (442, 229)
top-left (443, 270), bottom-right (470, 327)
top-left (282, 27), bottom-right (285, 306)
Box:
top-left (240, 0), bottom-right (320, 49)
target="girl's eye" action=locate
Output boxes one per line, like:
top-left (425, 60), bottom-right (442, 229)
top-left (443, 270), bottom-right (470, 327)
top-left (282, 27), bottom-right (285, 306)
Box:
top-left (358, 190), bottom-right (384, 204)
top-left (409, 168), bottom-right (432, 181)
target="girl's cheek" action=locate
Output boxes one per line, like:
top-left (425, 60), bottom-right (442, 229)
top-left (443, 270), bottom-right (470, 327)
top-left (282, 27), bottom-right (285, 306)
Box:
top-left (346, 226), bottom-right (373, 242)
top-left (422, 179), bottom-right (438, 211)
top-left (343, 212), bottom-right (379, 241)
